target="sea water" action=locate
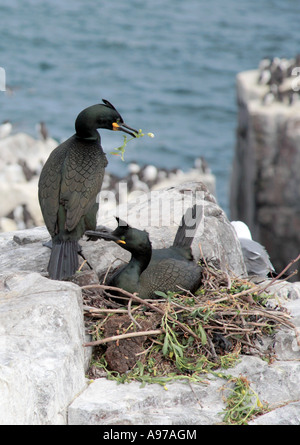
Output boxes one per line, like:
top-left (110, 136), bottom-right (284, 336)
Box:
top-left (1, 0), bottom-right (300, 215)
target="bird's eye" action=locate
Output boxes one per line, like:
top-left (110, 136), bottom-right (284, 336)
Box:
top-left (120, 235), bottom-right (126, 241)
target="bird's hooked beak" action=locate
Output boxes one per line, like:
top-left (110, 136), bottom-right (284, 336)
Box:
top-left (85, 229), bottom-right (126, 245)
top-left (112, 122), bottom-right (138, 137)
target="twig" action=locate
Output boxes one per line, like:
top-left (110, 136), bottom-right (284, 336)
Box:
top-left (236, 301), bottom-right (252, 345)
top-left (84, 329), bottom-right (164, 347)
top-left (206, 335), bottom-right (218, 361)
top-left (101, 258), bottom-right (122, 284)
top-left (176, 285), bottom-right (195, 297)
top-left (78, 259), bottom-right (87, 272)
top-left (257, 253), bottom-right (300, 295)
top-left (83, 305), bottom-right (129, 314)
top-left (224, 271), bottom-right (232, 290)
top-left (128, 296), bottom-right (142, 329)
top-left (231, 283), bottom-right (266, 299)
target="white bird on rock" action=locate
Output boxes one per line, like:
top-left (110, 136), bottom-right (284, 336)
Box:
top-left (0, 120), bottom-right (12, 139)
top-left (231, 220), bottom-right (275, 277)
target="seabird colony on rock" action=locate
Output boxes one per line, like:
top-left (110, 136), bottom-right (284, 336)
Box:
top-left (98, 156), bottom-right (211, 197)
top-left (257, 54), bottom-right (300, 105)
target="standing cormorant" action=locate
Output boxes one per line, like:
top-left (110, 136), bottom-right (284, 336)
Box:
top-left (38, 99), bottom-right (137, 280)
top-left (86, 205), bottom-right (203, 299)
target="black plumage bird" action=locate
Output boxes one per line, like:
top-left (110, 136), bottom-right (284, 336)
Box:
top-left (38, 99), bottom-right (137, 280)
top-left (86, 205), bottom-right (203, 299)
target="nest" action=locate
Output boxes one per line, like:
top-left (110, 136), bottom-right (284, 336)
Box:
top-left (81, 261), bottom-right (297, 383)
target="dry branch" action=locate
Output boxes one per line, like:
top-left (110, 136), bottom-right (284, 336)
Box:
top-left (84, 329), bottom-right (163, 347)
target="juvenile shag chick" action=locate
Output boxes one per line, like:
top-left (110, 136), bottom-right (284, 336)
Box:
top-left (38, 99), bottom-right (137, 280)
top-left (86, 205), bottom-right (203, 299)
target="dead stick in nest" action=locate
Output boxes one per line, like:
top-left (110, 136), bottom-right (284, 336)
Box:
top-left (257, 253), bottom-right (300, 295)
top-left (84, 329), bottom-right (164, 347)
top-left (223, 308), bottom-right (293, 327)
top-left (81, 284), bottom-right (203, 342)
top-left (201, 254), bottom-right (300, 301)
top-left (128, 296), bottom-right (142, 329)
top-left (208, 308), bottom-right (294, 330)
top-left (83, 306), bottom-right (132, 314)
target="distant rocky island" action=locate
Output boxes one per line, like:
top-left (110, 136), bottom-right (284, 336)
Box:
top-left (230, 55), bottom-right (300, 281)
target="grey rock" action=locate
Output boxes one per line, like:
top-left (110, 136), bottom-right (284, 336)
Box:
top-left (272, 298), bottom-right (300, 360)
top-left (250, 401), bottom-right (300, 425)
top-left (68, 378), bottom-right (226, 425)
top-left (84, 181), bottom-right (247, 280)
top-left (0, 226), bottom-right (50, 276)
top-left (250, 280), bottom-right (300, 360)
top-left (0, 272), bottom-right (88, 425)
top-left (266, 280), bottom-right (300, 300)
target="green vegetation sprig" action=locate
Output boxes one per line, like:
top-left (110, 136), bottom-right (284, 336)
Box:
top-left (110, 129), bottom-right (154, 161)
top-left (221, 374), bottom-right (266, 424)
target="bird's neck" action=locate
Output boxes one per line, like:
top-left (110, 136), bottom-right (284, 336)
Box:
top-left (75, 116), bottom-right (100, 141)
top-left (112, 251), bottom-right (151, 293)
top-left (129, 249), bottom-right (152, 275)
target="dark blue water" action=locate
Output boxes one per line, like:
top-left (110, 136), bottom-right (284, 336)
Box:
top-left (1, 0), bottom-right (300, 215)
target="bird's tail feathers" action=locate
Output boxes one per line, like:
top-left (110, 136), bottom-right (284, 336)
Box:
top-left (47, 240), bottom-right (79, 280)
top-left (172, 204), bottom-right (203, 248)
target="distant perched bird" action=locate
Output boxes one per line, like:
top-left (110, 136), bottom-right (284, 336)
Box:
top-left (7, 204), bottom-right (35, 230)
top-left (18, 159), bottom-right (35, 181)
top-left (38, 99), bottom-right (137, 280)
top-left (258, 68), bottom-right (271, 85)
top-left (128, 161), bottom-right (141, 175)
top-left (262, 84), bottom-right (278, 105)
top-left (194, 156), bottom-right (210, 174)
top-left (0, 120), bottom-right (12, 139)
top-left (128, 173), bottom-right (150, 194)
top-left (231, 221), bottom-right (275, 277)
top-left (86, 205), bottom-right (203, 299)
top-left (141, 164), bottom-right (158, 184)
top-left (37, 121), bottom-right (49, 140)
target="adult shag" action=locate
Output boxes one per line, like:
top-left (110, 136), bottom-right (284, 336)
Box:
top-left (38, 99), bottom-right (137, 280)
top-left (86, 205), bottom-right (203, 299)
